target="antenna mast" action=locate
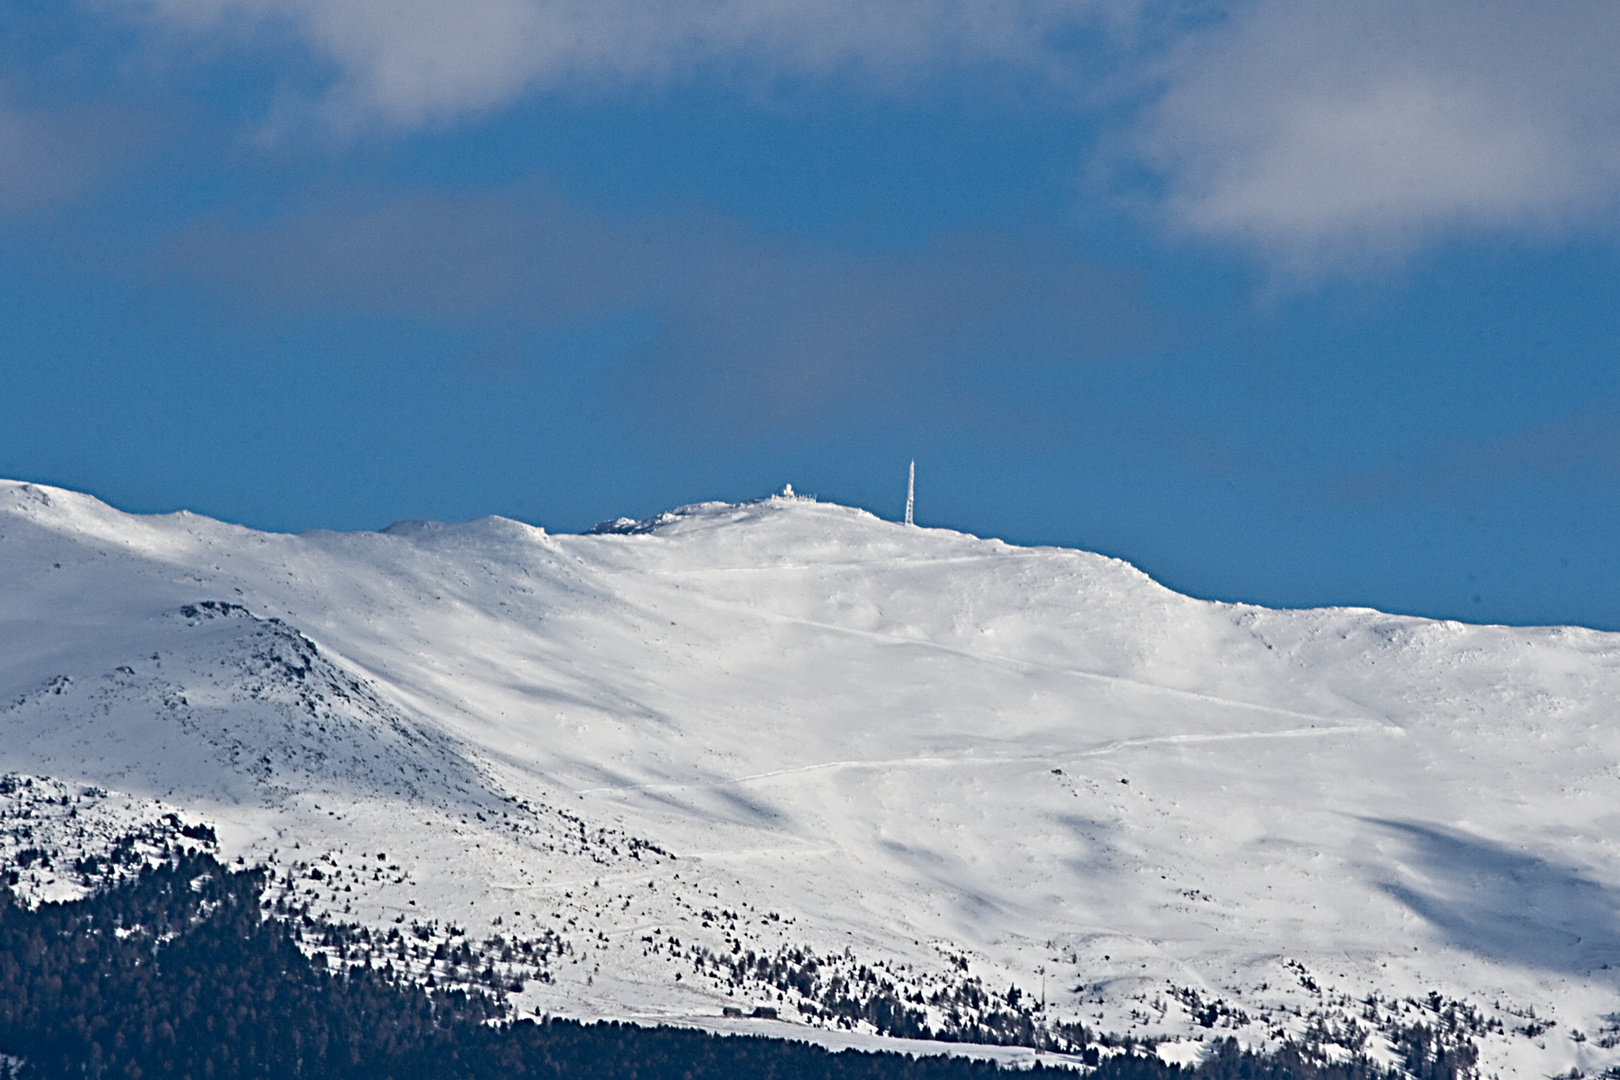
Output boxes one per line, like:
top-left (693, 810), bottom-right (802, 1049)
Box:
top-left (905, 460), bottom-right (915, 526)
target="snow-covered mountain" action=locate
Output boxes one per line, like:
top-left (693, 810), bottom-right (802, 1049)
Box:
top-left (4, 478), bottom-right (1620, 1077)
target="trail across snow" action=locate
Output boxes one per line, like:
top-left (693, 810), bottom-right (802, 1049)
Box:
top-left (4, 479), bottom-right (1620, 1077)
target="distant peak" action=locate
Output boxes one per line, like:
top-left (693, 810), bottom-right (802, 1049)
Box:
top-left (588, 486), bottom-right (824, 535)
top-left (586, 516), bottom-right (650, 536)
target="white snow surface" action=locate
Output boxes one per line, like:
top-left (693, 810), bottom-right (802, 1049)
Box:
top-left (4, 478), bottom-right (1620, 1076)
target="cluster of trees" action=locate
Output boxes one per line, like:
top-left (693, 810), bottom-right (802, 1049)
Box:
top-left (0, 850), bottom-right (503, 1078)
top-left (691, 942), bottom-right (1093, 1053)
top-left (0, 849), bottom-right (1477, 1080)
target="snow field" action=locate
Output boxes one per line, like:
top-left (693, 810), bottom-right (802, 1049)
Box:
top-left (5, 480), bottom-right (1620, 1076)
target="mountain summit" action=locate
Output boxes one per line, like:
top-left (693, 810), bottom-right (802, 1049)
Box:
top-left (3, 479), bottom-right (1617, 1076)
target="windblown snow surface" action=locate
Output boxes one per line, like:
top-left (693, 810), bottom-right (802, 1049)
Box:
top-left (4, 478), bottom-right (1620, 1077)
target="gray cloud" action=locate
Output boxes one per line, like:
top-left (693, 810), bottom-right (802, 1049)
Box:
top-left (0, 94), bottom-right (138, 214)
top-left (1330, 400), bottom-right (1620, 505)
top-left (161, 185), bottom-right (1149, 429)
top-left (165, 188), bottom-right (653, 318)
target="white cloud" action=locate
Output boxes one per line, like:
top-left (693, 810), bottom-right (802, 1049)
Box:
top-left (1135, 0), bottom-right (1620, 268)
top-left (125, 0), bottom-right (1130, 128)
top-left (113, 0), bottom-right (1620, 267)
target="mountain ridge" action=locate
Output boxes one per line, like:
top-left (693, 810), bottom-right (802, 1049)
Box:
top-left (3, 478), bottom-right (1619, 1077)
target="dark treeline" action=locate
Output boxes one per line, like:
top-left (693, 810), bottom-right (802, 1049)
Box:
top-left (0, 852), bottom-right (1474, 1080)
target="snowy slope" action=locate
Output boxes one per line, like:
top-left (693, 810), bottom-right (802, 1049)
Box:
top-left (4, 478), bottom-right (1620, 1077)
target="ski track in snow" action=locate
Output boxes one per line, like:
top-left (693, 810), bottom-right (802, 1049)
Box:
top-left (577, 723), bottom-right (1403, 796)
top-left (4, 479), bottom-right (1620, 1077)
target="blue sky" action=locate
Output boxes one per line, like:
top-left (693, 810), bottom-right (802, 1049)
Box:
top-left (3, 0), bottom-right (1620, 628)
